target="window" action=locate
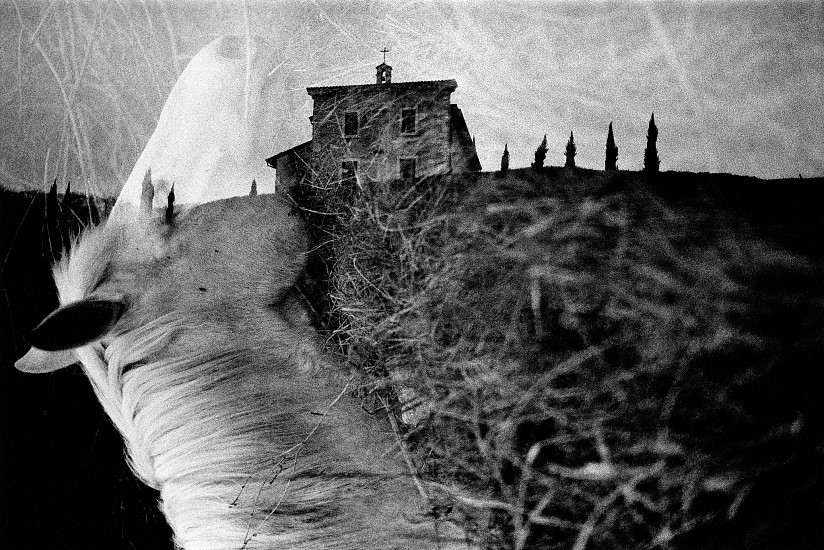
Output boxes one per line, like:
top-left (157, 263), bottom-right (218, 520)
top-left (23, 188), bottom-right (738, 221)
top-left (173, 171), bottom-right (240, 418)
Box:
top-left (399, 157), bottom-right (416, 180)
top-left (344, 111), bottom-right (359, 136)
top-left (341, 160), bottom-right (358, 185)
top-left (401, 108), bottom-right (416, 134)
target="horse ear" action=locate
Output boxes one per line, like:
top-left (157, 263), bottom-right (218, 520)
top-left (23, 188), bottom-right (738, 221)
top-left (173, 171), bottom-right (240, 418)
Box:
top-left (15, 348), bottom-right (77, 373)
top-left (25, 298), bottom-right (127, 351)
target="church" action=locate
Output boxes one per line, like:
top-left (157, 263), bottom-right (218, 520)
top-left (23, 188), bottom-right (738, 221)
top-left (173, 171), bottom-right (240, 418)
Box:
top-left (267, 57), bottom-right (481, 191)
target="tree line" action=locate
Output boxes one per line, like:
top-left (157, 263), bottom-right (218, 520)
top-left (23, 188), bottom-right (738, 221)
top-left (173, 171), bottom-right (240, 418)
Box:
top-left (500, 113), bottom-right (659, 174)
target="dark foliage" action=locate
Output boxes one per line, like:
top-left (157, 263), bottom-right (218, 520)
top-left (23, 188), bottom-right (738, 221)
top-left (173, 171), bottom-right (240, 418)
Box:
top-left (565, 131), bottom-right (577, 168)
top-left (533, 135), bottom-right (548, 170)
top-left (165, 184), bottom-right (175, 223)
top-left (292, 167), bottom-right (823, 550)
top-left (605, 122), bottom-right (618, 171)
top-left (501, 144), bottom-right (510, 175)
top-left (644, 113), bottom-right (660, 173)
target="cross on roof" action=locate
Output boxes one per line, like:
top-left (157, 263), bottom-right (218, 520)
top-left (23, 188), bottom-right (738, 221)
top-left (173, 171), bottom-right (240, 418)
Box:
top-left (380, 47), bottom-right (389, 64)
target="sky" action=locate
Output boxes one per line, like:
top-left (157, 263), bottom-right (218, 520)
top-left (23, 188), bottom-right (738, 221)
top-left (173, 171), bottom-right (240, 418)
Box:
top-left (0, 0), bottom-right (822, 198)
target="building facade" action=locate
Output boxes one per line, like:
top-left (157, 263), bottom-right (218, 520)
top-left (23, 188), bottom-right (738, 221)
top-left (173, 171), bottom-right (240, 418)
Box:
top-left (267, 62), bottom-right (480, 191)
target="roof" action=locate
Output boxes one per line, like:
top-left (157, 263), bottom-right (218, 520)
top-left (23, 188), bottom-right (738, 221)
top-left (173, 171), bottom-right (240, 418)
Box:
top-left (265, 140), bottom-right (311, 168)
top-left (306, 79), bottom-right (457, 96)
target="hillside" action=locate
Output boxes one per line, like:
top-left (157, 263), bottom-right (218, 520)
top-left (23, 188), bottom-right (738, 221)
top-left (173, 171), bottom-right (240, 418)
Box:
top-left (1, 169), bottom-right (821, 549)
top-left (296, 166), bottom-right (823, 550)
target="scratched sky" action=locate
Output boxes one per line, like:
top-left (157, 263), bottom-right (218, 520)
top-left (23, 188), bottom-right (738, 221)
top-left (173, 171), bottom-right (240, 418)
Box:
top-left (0, 1), bottom-right (821, 197)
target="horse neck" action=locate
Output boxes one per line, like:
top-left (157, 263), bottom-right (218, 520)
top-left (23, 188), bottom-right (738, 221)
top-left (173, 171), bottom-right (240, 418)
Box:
top-left (86, 319), bottom-right (457, 549)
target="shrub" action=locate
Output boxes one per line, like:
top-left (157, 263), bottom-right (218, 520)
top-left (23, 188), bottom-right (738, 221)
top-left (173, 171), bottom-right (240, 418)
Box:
top-left (296, 168), bottom-right (823, 549)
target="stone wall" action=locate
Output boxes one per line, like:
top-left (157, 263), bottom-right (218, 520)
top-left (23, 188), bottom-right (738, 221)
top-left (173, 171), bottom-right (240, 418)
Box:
top-left (307, 81), bottom-right (457, 190)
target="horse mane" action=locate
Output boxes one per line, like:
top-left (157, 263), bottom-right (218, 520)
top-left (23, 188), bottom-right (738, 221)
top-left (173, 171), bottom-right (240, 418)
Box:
top-left (45, 199), bottom-right (469, 549)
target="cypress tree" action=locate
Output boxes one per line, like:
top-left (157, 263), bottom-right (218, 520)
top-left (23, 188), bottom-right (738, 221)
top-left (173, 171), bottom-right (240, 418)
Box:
top-left (565, 131), bottom-right (576, 168)
top-left (605, 122), bottom-right (618, 171)
top-left (532, 134), bottom-right (548, 169)
top-left (500, 144), bottom-right (510, 174)
top-left (165, 184), bottom-right (175, 224)
top-left (644, 113), bottom-right (660, 173)
top-left (250, 179), bottom-right (258, 196)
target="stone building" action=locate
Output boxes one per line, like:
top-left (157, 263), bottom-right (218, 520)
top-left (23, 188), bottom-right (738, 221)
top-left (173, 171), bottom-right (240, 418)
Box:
top-left (267, 61), bottom-right (481, 191)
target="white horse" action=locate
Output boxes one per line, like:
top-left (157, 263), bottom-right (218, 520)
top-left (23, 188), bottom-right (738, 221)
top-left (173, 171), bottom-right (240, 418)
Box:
top-left (15, 35), bottom-right (470, 550)
top-left (17, 190), bottom-right (467, 549)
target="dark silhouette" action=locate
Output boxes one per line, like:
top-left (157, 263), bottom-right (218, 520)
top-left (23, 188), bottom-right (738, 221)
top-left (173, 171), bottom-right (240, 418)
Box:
top-left (250, 179), bottom-right (258, 196)
top-left (644, 113), bottom-right (660, 173)
top-left (565, 131), bottom-right (576, 168)
top-left (165, 185), bottom-right (175, 224)
top-left (605, 122), bottom-right (618, 171)
top-left (46, 179), bottom-right (69, 256)
top-left (61, 181), bottom-right (72, 207)
top-left (47, 178), bottom-right (58, 205)
top-left (500, 143), bottom-right (510, 174)
top-left (533, 134), bottom-right (548, 170)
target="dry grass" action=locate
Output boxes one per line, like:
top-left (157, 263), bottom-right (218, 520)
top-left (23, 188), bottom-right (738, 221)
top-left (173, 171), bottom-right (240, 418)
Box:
top-left (295, 167), bottom-right (823, 550)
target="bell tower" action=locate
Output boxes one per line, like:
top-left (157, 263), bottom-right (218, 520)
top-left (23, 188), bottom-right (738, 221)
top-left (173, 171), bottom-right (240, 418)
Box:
top-left (376, 47), bottom-right (392, 84)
